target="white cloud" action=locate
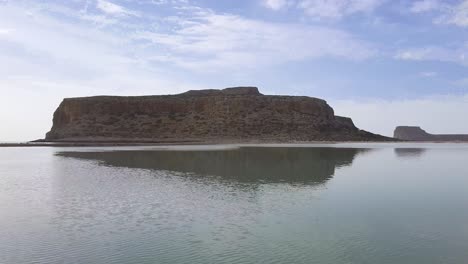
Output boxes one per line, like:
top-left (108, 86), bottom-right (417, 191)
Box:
top-left (133, 11), bottom-right (376, 71)
top-left (96, 0), bottom-right (139, 16)
top-left (263, 0), bottom-right (291, 10)
top-left (395, 47), bottom-right (444, 60)
top-left (410, 0), bottom-right (443, 13)
top-left (420, 0), bottom-right (468, 27)
top-left (419, 71), bottom-right (437, 77)
top-left (395, 46), bottom-right (468, 66)
top-left (441, 0), bottom-right (468, 27)
top-left (144, 0), bottom-right (189, 5)
top-left (297, 0), bottom-right (385, 19)
top-left (408, 1), bottom-right (468, 28)
top-left (333, 94), bottom-right (468, 137)
top-left (2, 0), bottom-right (377, 74)
top-left (79, 14), bottom-right (119, 26)
top-left (407, 0), bottom-right (468, 28)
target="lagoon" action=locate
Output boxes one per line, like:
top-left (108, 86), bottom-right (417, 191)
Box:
top-left (1, 144), bottom-right (468, 264)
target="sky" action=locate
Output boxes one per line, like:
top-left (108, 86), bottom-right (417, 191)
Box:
top-left (1, 0), bottom-right (468, 141)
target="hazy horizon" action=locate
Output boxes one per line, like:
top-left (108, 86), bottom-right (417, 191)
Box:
top-left (2, 0), bottom-right (468, 141)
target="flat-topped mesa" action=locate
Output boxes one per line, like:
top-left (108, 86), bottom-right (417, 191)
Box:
top-left (180, 87), bottom-right (262, 96)
top-left (45, 87), bottom-right (390, 142)
top-left (394, 126), bottom-right (431, 141)
top-left (394, 126), bottom-right (468, 141)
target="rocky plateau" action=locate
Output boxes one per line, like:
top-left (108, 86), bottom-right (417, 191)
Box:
top-left (45, 87), bottom-right (391, 143)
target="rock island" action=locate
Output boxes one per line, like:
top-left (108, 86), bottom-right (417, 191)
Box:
top-left (45, 87), bottom-right (390, 143)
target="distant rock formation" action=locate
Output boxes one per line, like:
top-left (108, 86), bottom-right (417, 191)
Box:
top-left (45, 87), bottom-right (391, 142)
top-left (394, 126), bottom-right (468, 141)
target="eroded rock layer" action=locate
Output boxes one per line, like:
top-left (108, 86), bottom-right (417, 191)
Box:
top-left (46, 87), bottom-right (389, 142)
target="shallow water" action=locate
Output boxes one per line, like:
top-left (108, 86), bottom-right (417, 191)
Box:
top-left (1, 144), bottom-right (468, 264)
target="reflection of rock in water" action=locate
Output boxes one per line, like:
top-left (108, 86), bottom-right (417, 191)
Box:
top-left (57, 147), bottom-right (367, 185)
top-left (394, 148), bottom-right (426, 158)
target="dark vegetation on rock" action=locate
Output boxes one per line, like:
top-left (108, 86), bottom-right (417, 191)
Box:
top-left (394, 126), bottom-right (468, 141)
top-left (45, 87), bottom-right (391, 142)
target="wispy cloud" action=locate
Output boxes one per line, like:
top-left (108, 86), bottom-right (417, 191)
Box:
top-left (96, 0), bottom-right (139, 16)
top-left (0, 0), bottom-right (377, 87)
top-left (260, 0), bottom-right (385, 19)
top-left (410, 0), bottom-right (468, 27)
top-left (395, 45), bottom-right (468, 66)
top-left (297, 0), bottom-right (385, 19)
top-left (262, 0), bottom-right (292, 10)
top-left (410, 0), bottom-right (444, 13)
top-left (11, 0), bottom-right (376, 72)
top-left (436, 0), bottom-right (468, 27)
top-left (133, 9), bottom-right (376, 71)
top-left (419, 71), bottom-right (437, 77)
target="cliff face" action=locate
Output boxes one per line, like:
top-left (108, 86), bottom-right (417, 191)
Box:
top-left (46, 87), bottom-right (389, 142)
top-left (394, 126), bottom-right (468, 141)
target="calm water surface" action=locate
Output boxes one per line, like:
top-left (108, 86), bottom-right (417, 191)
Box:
top-left (1, 144), bottom-right (468, 264)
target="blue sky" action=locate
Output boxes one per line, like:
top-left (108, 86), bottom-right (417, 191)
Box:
top-left (1, 0), bottom-right (468, 140)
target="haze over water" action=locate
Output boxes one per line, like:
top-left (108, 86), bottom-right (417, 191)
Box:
top-left (1, 144), bottom-right (468, 264)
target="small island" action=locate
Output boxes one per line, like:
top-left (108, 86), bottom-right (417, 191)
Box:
top-left (394, 126), bottom-right (468, 141)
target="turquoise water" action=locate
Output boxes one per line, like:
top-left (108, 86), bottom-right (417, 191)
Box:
top-left (1, 144), bottom-right (468, 264)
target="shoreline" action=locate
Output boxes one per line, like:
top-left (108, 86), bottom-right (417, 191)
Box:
top-left (0, 141), bottom-right (203, 147)
top-left (3, 140), bottom-right (468, 148)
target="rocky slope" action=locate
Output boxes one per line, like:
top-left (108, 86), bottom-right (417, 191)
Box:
top-left (45, 87), bottom-right (390, 142)
top-left (394, 126), bottom-right (468, 141)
